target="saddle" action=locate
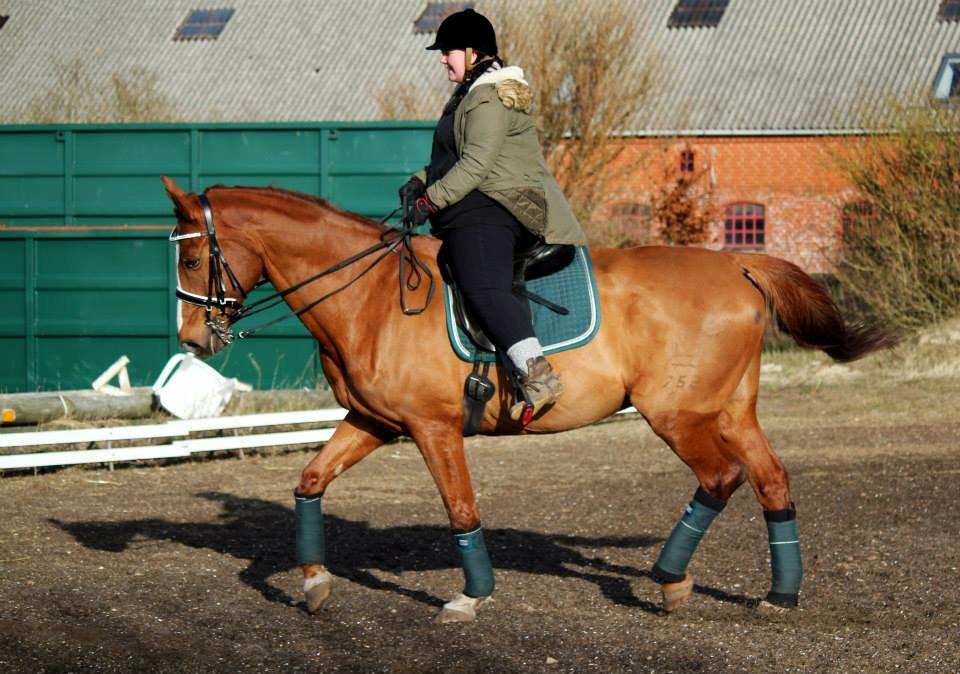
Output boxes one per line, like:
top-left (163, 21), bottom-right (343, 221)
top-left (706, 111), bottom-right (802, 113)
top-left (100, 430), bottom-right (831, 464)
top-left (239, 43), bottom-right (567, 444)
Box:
top-left (443, 240), bottom-right (576, 352)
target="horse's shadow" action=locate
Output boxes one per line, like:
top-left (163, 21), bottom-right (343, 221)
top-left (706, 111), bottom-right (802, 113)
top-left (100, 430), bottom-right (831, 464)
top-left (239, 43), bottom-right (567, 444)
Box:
top-left (50, 491), bottom-right (749, 614)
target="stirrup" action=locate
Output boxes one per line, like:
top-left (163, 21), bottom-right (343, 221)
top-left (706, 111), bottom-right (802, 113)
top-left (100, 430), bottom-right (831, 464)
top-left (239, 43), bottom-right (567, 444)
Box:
top-left (511, 401), bottom-right (536, 426)
top-left (507, 383), bottom-right (534, 425)
top-left (508, 357), bottom-right (562, 425)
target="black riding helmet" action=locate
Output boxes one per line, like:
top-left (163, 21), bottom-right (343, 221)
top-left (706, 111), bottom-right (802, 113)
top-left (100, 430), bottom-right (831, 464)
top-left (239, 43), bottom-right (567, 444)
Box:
top-left (425, 8), bottom-right (498, 56)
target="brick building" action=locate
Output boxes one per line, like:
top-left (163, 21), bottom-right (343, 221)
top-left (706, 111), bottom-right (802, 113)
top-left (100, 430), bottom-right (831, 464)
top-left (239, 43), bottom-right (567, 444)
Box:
top-left (2, 0), bottom-right (959, 272)
top-left (601, 136), bottom-right (854, 272)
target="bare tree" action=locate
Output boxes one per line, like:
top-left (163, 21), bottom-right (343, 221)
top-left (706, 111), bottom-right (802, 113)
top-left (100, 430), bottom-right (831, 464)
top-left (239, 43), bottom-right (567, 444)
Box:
top-left (492, 0), bottom-right (659, 231)
top-left (373, 80), bottom-right (437, 121)
top-left (17, 59), bottom-right (175, 123)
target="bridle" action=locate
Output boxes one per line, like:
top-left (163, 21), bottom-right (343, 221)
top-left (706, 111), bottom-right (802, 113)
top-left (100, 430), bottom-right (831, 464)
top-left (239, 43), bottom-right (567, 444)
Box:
top-left (169, 191), bottom-right (434, 344)
top-left (170, 193), bottom-right (249, 342)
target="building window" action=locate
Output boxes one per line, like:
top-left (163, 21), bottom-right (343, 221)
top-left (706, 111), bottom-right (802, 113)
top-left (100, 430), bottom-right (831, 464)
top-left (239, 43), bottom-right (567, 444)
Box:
top-left (724, 203), bottom-right (765, 250)
top-left (608, 202), bottom-right (653, 246)
top-left (679, 149), bottom-right (695, 173)
top-left (174, 8), bottom-right (235, 41)
top-left (414, 2), bottom-right (474, 34)
top-left (939, 0), bottom-right (960, 22)
top-left (668, 0), bottom-right (729, 29)
top-left (841, 201), bottom-right (878, 243)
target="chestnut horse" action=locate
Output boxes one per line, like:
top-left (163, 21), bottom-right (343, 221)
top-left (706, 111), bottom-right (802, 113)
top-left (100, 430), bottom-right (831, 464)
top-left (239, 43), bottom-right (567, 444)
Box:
top-left (162, 177), bottom-right (894, 622)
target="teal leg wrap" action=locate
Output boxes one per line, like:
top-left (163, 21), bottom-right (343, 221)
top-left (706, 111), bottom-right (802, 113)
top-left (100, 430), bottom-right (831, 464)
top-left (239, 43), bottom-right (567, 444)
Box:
top-left (765, 507), bottom-right (802, 607)
top-left (454, 527), bottom-right (495, 598)
top-left (653, 488), bottom-right (726, 583)
top-left (295, 493), bottom-right (325, 566)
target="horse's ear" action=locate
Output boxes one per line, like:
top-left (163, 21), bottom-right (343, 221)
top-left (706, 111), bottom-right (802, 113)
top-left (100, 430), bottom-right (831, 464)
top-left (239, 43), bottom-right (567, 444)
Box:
top-left (161, 175), bottom-right (196, 221)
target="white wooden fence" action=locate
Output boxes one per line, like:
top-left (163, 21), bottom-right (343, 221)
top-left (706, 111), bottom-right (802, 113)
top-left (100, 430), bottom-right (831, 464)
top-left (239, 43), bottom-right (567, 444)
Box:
top-left (0, 407), bottom-right (640, 473)
top-left (0, 408), bottom-right (348, 471)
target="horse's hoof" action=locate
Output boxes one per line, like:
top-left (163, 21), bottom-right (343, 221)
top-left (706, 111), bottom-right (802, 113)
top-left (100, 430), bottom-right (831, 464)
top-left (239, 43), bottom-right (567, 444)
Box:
top-left (434, 593), bottom-right (492, 623)
top-left (756, 599), bottom-right (789, 615)
top-left (661, 576), bottom-right (694, 612)
top-left (304, 568), bottom-right (334, 613)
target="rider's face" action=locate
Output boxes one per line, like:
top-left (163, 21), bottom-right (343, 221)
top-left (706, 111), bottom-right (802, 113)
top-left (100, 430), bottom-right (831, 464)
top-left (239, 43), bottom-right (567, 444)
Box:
top-left (440, 49), bottom-right (474, 83)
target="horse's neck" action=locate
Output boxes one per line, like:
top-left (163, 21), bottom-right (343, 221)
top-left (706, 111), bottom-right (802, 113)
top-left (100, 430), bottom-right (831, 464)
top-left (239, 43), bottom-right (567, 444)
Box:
top-left (254, 202), bottom-right (395, 349)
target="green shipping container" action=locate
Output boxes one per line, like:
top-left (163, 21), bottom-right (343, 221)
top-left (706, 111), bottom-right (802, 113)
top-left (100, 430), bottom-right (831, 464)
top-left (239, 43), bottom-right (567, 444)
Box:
top-left (0, 122), bottom-right (434, 392)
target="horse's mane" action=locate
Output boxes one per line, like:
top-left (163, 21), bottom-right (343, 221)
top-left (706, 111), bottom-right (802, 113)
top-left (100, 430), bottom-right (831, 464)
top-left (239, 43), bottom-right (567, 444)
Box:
top-left (207, 184), bottom-right (388, 233)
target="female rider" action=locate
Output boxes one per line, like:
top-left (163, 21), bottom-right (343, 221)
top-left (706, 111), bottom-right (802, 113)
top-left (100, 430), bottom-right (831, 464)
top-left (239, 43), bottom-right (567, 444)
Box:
top-left (400, 8), bottom-right (586, 422)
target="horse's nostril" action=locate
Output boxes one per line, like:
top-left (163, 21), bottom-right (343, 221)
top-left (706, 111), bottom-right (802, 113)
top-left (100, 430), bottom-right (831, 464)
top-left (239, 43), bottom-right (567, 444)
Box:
top-left (181, 341), bottom-right (205, 356)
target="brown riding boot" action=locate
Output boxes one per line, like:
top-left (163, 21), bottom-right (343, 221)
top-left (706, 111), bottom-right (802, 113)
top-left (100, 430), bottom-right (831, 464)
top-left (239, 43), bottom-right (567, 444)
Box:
top-left (509, 356), bottom-right (564, 423)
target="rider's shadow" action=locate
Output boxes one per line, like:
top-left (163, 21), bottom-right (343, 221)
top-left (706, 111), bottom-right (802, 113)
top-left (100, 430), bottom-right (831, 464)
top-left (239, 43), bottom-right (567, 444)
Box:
top-left (50, 491), bottom-right (745, 614)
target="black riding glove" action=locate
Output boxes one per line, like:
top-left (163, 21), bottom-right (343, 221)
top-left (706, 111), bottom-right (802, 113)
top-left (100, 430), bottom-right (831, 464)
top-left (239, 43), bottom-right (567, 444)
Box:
top-left (407, 194), bottom-right (438, 227)
top-left (398, 176), bottom-right (426, 209)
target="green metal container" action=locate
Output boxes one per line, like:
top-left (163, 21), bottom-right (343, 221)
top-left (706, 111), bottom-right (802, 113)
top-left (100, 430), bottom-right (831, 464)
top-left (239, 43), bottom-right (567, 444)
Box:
top-left (0, 122), bottom-right (434, 392)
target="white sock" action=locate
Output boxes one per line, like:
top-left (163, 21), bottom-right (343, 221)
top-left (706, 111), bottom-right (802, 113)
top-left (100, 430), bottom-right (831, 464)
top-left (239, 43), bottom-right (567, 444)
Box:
top-left (506, 337), bottom-right (544, 374)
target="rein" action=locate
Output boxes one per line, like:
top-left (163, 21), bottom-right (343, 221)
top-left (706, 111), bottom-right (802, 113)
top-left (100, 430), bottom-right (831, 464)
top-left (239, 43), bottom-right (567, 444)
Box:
top-left (170, 191), bottom-right (435, 344)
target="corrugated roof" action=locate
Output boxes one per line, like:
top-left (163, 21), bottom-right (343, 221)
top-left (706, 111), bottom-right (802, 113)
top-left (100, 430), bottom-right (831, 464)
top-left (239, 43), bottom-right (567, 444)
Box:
top-left (1, 0), bottom-right (959, 132)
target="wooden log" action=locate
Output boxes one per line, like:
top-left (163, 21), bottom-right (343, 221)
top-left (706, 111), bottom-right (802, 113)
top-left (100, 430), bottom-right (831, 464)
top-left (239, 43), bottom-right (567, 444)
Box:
top-left (0, 388), bottom-right (156, 426)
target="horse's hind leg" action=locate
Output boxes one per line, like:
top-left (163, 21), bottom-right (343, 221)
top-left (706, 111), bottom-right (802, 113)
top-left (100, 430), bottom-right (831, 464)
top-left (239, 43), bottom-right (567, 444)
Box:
top-left (654, 396), bottom-right (802, 608)
top-left (719, 402), bottom-right (803, 608)
top-left (645, 395), bottom-right (803, 611)
top-left (644, 409), bottom-right (747, 611)
top-left (295, 412), bottom-right (398, 612)
top-left (406, 416), bottom-right (495, 623)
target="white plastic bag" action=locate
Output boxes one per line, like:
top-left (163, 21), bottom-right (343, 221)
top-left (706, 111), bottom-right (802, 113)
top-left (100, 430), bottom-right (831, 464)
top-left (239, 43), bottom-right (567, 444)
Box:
top-left (152, 353), bottom-right (240, 419)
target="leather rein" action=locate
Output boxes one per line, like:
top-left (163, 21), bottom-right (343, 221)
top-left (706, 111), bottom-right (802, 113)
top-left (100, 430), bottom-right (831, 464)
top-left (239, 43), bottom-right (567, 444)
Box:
top-left (170, 192), bottom-right (435, 344)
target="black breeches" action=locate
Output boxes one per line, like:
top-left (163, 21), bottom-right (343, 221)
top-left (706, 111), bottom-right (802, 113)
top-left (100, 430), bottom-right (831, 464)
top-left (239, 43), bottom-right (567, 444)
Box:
top-left (438, 223), bottom-right (537, 351)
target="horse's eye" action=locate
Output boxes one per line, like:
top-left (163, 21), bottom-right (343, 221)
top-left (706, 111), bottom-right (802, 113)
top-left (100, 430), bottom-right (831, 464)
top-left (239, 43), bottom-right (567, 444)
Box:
top-left (182, 258), bottom-right (201, 271)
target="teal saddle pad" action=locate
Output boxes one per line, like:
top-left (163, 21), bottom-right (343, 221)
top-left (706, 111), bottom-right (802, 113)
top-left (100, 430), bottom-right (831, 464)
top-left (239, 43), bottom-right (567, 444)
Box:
top-left (443, 246), bottom-right (601, 363)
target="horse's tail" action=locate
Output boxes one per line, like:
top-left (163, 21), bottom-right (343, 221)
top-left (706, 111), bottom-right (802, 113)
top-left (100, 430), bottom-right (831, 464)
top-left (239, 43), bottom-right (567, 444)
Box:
top-left (732, 253), bottom-right (898, 362)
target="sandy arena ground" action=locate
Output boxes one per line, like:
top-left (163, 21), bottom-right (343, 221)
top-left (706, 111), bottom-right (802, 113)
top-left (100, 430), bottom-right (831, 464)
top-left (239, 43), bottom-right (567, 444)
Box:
top-left (1, 358), bottom-right (958, 673)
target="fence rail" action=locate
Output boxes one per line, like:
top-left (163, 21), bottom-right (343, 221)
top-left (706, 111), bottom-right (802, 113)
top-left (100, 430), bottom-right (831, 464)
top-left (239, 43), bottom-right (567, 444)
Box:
top-left (0, 407), bottom-right (640, 473)
top-left (0, 408), bottom-right (348, 471)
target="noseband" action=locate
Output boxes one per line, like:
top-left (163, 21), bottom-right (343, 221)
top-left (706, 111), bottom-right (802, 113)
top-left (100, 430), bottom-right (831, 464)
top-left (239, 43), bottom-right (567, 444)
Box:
top-left (169, 191), bottom-right (434, 345)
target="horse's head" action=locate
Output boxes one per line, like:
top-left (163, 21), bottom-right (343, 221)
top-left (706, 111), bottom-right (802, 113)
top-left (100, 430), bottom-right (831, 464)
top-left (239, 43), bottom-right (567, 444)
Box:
top-left (162, 176), bottom-right (264, 358)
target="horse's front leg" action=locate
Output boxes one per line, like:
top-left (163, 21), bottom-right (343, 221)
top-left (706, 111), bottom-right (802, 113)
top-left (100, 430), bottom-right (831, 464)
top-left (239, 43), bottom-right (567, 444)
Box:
top-left (295, 411), bottom-right (397, 612)
top-left (407, 416), bottom-right (494, 623)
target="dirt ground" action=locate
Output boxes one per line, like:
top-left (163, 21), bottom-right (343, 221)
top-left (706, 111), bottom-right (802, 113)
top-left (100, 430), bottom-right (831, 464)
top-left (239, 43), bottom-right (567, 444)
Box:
top-left (1, 372), bottom-right (959, 673)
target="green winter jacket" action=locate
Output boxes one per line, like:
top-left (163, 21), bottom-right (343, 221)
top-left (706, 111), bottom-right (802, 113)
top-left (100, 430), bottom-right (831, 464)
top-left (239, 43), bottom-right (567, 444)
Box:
top-left (419, 66), bottom-right (586, 245)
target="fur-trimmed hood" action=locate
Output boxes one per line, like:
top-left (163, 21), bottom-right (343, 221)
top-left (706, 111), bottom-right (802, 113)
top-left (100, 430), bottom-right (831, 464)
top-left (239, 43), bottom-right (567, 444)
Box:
top-left (470, 64), bottom-right (532, 113)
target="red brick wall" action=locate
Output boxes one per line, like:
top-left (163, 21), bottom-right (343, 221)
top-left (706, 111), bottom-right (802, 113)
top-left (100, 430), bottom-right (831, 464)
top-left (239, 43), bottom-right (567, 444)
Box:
top-left (600, 135), bottom-right (861, 273)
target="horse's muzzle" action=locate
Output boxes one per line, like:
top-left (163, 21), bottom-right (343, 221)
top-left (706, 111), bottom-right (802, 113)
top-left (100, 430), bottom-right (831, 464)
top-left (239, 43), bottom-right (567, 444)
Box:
top-left (180, 340), bottom-right (212, 358)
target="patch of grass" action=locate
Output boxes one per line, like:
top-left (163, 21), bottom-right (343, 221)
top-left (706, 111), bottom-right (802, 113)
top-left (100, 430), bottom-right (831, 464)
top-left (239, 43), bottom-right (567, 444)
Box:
top-left (760, 316), bottom-right (960, 431)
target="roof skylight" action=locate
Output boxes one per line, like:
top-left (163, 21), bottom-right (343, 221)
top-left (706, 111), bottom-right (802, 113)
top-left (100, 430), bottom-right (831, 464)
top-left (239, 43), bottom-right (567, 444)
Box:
top-left (668, 0), bottom-right (729, 29)
top-left (174, 8), bottom-right (235, 41)
top-left (933, 53), bottom-right (960, 99)
top-left (414, 2), bottom-right (473, 34)
top-left (939, 0), bottom-right (960, 22)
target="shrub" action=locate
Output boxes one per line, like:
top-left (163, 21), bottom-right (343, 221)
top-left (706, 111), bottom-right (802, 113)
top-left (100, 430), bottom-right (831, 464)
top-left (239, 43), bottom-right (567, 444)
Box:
top-left (833, 105), bottom-right (960, 330)
top-left (649, 147), bottom-right (717, 246)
